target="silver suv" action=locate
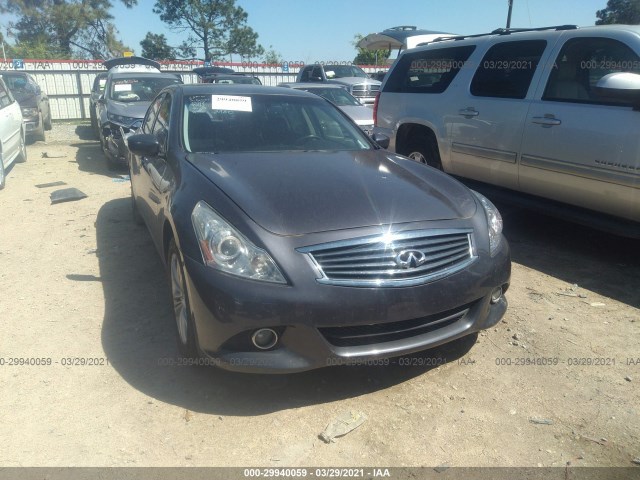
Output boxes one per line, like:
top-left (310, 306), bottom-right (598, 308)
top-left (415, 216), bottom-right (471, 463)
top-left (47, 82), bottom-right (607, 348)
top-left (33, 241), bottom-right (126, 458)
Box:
top-left (374, 25), bottom-right (640, 233)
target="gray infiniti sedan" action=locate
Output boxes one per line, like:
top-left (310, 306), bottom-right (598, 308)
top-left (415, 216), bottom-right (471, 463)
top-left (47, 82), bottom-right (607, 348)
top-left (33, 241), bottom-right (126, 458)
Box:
top-left (126, 84), bottom-right (510, 373)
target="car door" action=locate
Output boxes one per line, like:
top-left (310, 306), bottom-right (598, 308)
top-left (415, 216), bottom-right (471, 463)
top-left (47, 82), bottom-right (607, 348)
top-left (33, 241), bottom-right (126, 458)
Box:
top-left (0, 78), bottom-right (22, 165)
top-left (131, 95), bottom-right (160, 229)
top-left (142, 93), bottom-right (174, 243)
top-left (447, 39), bottom-right (551, 190)
top-left (520, 35), bottom-right (640, 222)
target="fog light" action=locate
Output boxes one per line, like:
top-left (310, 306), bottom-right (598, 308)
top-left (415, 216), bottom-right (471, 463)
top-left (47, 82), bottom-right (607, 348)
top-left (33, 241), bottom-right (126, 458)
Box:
top-left (251, 328), bottom-right (278, 350)
top-left (490, 287), bottom-right (503, 304)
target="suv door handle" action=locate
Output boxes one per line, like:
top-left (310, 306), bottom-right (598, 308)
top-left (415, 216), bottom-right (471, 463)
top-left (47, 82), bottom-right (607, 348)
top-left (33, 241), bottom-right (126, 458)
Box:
top-left (459, 108), bottom-right (479, 118)
top-left (532, 115), bottom-right (561, 127)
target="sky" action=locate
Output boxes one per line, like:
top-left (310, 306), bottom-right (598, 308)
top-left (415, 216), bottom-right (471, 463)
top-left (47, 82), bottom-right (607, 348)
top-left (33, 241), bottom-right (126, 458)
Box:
top-left (5, 0), bottom-right (610, 62)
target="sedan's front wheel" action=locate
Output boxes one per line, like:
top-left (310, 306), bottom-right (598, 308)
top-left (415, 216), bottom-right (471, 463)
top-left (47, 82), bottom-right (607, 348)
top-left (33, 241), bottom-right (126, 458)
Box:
top-left (168, 239), bottom-right (199, 359)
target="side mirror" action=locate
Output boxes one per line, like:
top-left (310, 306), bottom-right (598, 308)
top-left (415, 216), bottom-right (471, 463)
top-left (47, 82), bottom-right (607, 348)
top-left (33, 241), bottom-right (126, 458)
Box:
top-left (98, 94), bottom-right (105, 104)
top-left (594, 72), bottom-right (640, 109)
top-left (371, 133), bottom-right (390, 149)
top-left (128, 134), bottom-right (160, 156)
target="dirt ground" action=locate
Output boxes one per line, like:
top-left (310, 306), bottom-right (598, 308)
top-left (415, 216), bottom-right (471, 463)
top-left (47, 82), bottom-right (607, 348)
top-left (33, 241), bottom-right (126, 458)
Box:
top-left (0, 122), bottom-right (638, 469)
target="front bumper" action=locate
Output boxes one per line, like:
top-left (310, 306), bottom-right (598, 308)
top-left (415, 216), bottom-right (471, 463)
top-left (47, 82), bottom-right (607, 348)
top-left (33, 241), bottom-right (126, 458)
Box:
top-left (23, 117), bottom-right (41, 135)
top-left (102, 124), bottom-right (132, 165)
top-left (180, 229), bottom-right (511, 373)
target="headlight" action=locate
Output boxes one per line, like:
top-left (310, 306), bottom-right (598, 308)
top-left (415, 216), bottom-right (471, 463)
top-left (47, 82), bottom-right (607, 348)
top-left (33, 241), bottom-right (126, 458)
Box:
top-left (472, 191), bottom-right (503, 256)
top-left (191, 201), bottom-right (286, 284)
top-left (21, 107), bottom-right (38, 118)
top-left (107, 112), bottom-right (139, 126)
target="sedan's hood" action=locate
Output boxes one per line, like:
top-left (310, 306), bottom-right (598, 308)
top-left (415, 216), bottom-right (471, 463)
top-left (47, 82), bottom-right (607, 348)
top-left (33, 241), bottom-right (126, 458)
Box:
top-left (339, 105), bottom-right (374, 125)
top-left (106, 100), bottom-right (151, 119)
top-left (188, 150), bottom-right (476, 236)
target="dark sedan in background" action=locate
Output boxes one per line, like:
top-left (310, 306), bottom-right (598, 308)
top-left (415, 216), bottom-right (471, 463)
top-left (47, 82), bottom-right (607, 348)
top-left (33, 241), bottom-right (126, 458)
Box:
top-left (127, 85), bottom-right (510, 373)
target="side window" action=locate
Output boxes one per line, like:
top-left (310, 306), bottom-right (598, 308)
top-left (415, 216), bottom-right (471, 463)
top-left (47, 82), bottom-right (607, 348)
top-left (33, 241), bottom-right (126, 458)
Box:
top-left (0, 80), bottom-right (13, 109)
top-left (311, 66), bottom-right (323, 81)
top-left (543, 37), bottom-right (640, 106)
top-left (384, 46), bottom-right (476, 94)
top-left (152, 94), bottom-right (171, 149)
top-left (301, 66), bottom-right (313, 81)
top-left (142, 96), bottom-right (161, 134)
top-left (471, 40), bottom-right (547, 99)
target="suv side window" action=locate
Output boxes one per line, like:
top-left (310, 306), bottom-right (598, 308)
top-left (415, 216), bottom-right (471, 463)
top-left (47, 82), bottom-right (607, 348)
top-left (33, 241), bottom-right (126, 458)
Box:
top-left (384, 45), bottom-right (476, 94)
top-left (471, 40), bottom-right (547, 99)
top-left (543, 37), bottom-right (640, 106)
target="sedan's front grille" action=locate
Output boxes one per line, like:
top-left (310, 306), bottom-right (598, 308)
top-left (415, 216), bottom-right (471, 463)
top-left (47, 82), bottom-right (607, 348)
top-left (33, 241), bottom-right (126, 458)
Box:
top-left (298, 229), bottom-right (476, 287)
top-left (319, 302), bottom-right (474, 347)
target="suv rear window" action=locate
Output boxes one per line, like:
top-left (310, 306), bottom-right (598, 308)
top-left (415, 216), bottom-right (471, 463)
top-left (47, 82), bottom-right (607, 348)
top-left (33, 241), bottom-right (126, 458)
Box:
top-left (384, 45), bottom-right (476, 94)
top-left (471, 40), bottom-right (547, 99)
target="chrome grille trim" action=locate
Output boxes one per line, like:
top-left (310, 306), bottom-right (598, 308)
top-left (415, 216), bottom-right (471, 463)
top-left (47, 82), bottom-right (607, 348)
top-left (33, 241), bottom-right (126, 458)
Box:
top-left (298, 229), bottom-right (477, 287)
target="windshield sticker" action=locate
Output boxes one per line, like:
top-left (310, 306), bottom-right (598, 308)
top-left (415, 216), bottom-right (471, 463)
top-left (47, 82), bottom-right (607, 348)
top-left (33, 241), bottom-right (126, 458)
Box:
top-left (212, 95), bottom-right (252, 112)
top-left (325, 70), bottom-right (335, 78)
top-left (114, 83), bottom-right (132, 92)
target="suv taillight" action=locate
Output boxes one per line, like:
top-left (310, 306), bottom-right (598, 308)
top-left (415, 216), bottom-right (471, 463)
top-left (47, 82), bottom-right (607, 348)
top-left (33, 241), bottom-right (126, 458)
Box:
top-left (373, 92), bottom-right (380, 127)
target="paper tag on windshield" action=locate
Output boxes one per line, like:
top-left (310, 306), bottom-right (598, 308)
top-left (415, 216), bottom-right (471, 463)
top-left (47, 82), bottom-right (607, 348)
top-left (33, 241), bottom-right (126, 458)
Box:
top-left (114, 83), bottom-right (132, 92)
top-left (211, 95), bottom-right (252, 112)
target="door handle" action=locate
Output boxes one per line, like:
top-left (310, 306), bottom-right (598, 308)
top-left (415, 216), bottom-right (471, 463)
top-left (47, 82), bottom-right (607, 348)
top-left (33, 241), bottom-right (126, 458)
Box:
top-left (459, 108), bottom-right (479, 118)
top-left (532, 115), bottom-right (561, 127)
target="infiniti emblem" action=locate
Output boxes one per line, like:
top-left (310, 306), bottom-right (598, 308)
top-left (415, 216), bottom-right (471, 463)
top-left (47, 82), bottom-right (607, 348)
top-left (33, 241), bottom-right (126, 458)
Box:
top-left (395, 250), bottom-right (427, 269)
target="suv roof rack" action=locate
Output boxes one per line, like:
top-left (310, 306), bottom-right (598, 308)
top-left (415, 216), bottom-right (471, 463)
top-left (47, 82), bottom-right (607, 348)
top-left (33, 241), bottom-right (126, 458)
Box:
top-left (429, 25), bottom-right (578, 44)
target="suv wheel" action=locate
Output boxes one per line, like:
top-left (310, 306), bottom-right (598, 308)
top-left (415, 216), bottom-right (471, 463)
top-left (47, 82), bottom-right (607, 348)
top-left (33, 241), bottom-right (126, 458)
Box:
top-left (404, 133), bottom-right (442, 170)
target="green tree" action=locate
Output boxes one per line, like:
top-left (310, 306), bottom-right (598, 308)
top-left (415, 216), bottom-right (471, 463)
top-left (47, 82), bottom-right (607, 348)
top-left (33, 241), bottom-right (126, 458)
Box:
top-left (152, 0), bottom-right (264, 62)
top-left (596, 0), bottom-right (640, 24)
top-left (262, 45), bottom-right (282, 65)
top-left (140, 32), bottom-right (176, 60)
top-left (0, 0), bottom-right (136, 59)
top-left (352, 34), bottom-right (390, 66)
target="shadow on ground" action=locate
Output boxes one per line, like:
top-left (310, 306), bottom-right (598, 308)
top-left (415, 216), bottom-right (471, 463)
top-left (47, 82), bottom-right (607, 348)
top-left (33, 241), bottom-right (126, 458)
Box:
top-left (494, 202), bottom-right (640, 308)
top-left (94, 198), bottom-right (477, 415)
top-left (73, 142), bottom-right (128, 178)
top-left (75, 124), bottom-right (98, 142)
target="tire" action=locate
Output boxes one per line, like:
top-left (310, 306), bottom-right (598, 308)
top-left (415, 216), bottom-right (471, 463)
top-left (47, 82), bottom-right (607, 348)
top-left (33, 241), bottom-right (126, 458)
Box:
top-left (403, 132), bottom-right (443, 170)
top-left (44, 108), bottom-right (53, 131)
top-left (167, 239), bottom-right (200, 359)
top-left (16, 132), bottom-right (27, 163)
top-left (36, 113), bottom-right (46, 142)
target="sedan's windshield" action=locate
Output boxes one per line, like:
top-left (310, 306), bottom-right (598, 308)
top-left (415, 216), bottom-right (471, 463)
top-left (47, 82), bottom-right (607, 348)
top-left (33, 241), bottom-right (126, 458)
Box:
top-left (324, 65), bottom-right (369, 79)
top-left (301, 88), bottom-right (361, 106)
top-left (109, 76), bottom-right (181, 102)
top-left (183, 94), bottom-right (372, 153)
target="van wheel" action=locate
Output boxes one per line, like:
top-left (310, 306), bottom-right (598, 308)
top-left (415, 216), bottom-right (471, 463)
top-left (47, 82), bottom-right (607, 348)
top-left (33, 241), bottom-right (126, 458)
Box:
top-left (404, 133), bottom-right (442, 170)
